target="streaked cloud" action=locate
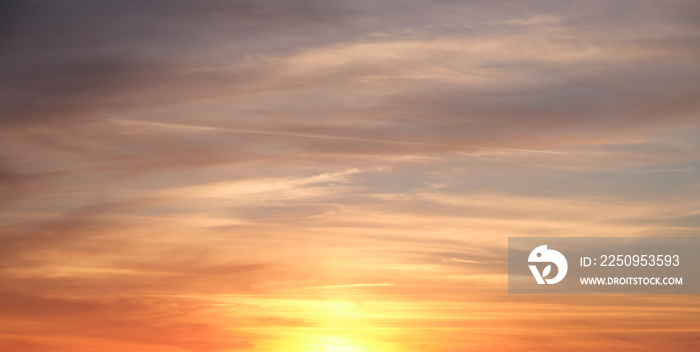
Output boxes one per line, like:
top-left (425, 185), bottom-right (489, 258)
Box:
top-left (1, 0), bottom-right (700, 351)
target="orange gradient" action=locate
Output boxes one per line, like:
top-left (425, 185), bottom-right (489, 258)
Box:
top-left (1, 1), bottom-right (700, 351)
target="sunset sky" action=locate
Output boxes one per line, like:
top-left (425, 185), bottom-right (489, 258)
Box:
top-left (1, 1), bottom-right (700, 351)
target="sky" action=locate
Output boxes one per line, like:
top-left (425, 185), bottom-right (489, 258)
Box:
top-left (1, 0), bottom-right (700, 351)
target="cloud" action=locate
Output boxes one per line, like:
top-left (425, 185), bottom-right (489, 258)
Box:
top-left (2, 1), bottom-right (700, 351)
top-left (0, 288), bottom-right (252, 352)
top-left (0, 0), bottom-right (357, 129)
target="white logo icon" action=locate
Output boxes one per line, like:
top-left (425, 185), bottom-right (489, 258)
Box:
top-left (528, 245), bottom-right (568, 284)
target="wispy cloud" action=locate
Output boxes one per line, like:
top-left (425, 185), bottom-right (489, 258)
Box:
top-left (109, 118), bottom-right (565, 154)
top-left (1, 0), bottom-right (700, 351)
top-left (297, 283), bottom-right (393, 289)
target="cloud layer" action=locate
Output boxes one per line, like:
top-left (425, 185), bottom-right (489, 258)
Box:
top-left (1, 1), bottom-right (700, 351)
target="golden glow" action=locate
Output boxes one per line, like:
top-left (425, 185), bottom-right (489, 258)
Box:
top-left (2, 1), bottom-right (700, 351)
